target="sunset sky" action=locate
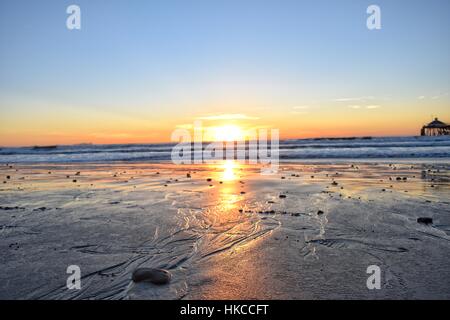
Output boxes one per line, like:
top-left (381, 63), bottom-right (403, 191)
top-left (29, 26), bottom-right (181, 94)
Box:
top-left (0, 0), bottom-right (449, 146)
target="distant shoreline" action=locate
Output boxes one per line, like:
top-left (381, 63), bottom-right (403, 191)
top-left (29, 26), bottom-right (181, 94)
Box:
top-left (2, 135), bottom-right (449, 149)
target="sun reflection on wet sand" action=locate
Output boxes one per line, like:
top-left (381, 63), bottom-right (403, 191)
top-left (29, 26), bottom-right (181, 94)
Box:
top-left (221, 160), bottom-right (238, 182)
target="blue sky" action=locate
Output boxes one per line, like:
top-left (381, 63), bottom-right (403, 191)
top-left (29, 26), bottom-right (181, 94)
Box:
top-left (0, 0), bottom-right (449, 145)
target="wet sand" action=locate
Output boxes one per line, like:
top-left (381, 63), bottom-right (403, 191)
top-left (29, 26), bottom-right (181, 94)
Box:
top-left (0, 161), bottom-right (449, 299)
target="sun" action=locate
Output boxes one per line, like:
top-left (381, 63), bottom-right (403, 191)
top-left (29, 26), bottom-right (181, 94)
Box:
top-left (212, 125), bottom-right (244, 142)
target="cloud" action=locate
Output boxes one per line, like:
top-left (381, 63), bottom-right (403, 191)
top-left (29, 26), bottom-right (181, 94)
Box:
top-left (197, 114), bottom-right (260, 121)
top-left (334, 96), bottom-right (375, 102)
top-left (347, 105), bottom-right (380, 110)
top-left (418, 96), bottom-right (426, 100)
top-left (431, 92), bottom-right (449, 100)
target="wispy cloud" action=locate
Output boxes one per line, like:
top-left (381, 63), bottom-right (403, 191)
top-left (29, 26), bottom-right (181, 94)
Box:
top-left (418, 95), bottom-right (426, 100)
top-left (431, 92), bottom-right (449, 100)
top-left (347, 105), bottom-right (380, 110)
top-left (334, 96), bottom-right (375, 102)
top-left (197, 114), bottom-right (260, 121)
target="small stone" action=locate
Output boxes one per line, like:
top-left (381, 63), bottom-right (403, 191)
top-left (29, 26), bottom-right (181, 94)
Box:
top-left (417, 217), bottom-right (433, 225)
top-left (317, 210), bottom-right (324, 215)
top-left (132, 268), bottom-right (171, 285)
top-left (206, 178), bottom-right (212, 182)
top-left (186, 173), bottom-right (191, 178)
top-left (279, 194), bottom-right (287, 199)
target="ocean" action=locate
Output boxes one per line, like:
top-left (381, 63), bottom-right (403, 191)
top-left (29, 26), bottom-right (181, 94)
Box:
top-left (1, 136), bottom-right (450, 163)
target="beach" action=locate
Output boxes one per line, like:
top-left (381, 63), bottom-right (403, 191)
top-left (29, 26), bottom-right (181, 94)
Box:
top-left (1, 161), bottom-right (449, 299)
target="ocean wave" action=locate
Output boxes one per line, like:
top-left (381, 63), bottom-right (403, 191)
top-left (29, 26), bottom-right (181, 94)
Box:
top-left (1, 136), bottom-right (449, 163)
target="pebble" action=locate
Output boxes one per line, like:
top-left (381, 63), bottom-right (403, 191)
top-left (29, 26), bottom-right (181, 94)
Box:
top-left (132, 268), bottom-right (171, 285)
top-left (417, 217), bottom-right (433, 225)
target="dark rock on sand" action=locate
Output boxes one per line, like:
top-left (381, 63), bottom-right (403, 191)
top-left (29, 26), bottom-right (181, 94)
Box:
top-left (317, 210), bottom-right (324, 215)
top-left (417, 217), bottom-right (433, 225)
top-left (132, 268), bottom-right (171, 285)
top-left (258, 210), bottom-right (276, 215)
top-left (279, 194), bottom-right (287, 199)
top-left (0, 206), bottom-right (25, 211)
